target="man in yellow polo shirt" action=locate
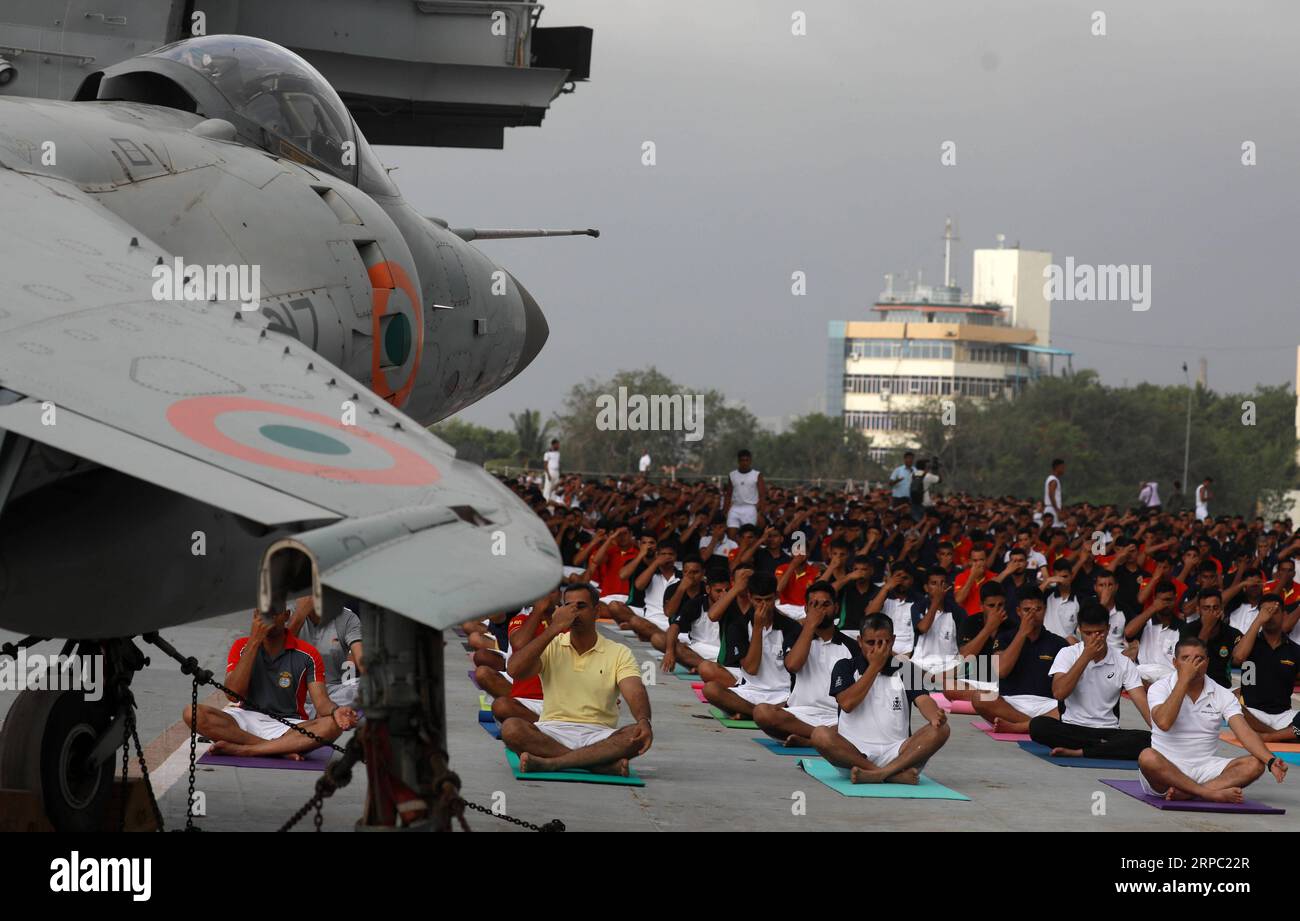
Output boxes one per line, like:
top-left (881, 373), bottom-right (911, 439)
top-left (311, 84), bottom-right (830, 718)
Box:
top-left (503, 583), bottom-right (652, 776)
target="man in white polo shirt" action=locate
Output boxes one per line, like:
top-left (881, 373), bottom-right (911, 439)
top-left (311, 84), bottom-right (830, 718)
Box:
top-left (1027, 602), bottom-right (1153, 760)
top-left (810, 612), bottom-right (950, 785)
top-left (1138, 637), bottom-right (1284, 802)
top-left (1123, 580), bottom-right (1183, 683)
top-left (753, 582), bottom-right (857, 748)
top-left (865, 567), bottom-right (917, 656)
top-left (1043, 458), bottom-right (1065, 527)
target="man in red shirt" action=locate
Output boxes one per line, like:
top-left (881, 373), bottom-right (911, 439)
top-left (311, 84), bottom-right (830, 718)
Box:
top-left (775, 552), bottom-right (820, 618)
top-left (1264, 560), bottom-right (1300, 611)
top-left (953, 547), bottom-right (992, 616)
top-left (489, 593), bottom-right (555, 724)
top-left (588, 526), bottom-right (640, 601)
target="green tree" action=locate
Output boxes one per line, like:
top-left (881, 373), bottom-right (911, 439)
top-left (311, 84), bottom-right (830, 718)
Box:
top-left (429, 418), bottom-right (518, 466)
top-left (509, 408), bottom-right (555, 468)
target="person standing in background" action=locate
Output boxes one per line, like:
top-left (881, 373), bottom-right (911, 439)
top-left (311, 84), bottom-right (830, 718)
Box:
top-left (1044, 458), bottom-right (1065, 527)
top-left (542, 438), bottom-right (561, 502)
top-left (1196, 477), bottom-right (1213, 521)
top-left (889, 451), bottom-right (915, 504)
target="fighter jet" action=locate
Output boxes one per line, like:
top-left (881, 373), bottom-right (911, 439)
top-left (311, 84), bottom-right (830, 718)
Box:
top-left (0, 35), bottom-right (592, 830)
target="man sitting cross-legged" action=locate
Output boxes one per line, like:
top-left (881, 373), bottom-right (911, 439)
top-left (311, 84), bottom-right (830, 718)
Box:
top-left (1231, 594), bottom-right (1300, 743)
top-left (1138, 637), bottom-right (1286, 803)
top-left (659, 557), bottom-right (726, 676)
top-left (484, 591), bottom-right (557, 725)
top-left (694, 561), bottom-right (756, 689)
top-left (1027, 602), bottom-right (1153, 760)
top-left (753, 581), bottom-right (856, 747)
top-left (183, 609), bottom-right (358, 759)
top-left (702, 572), bottom-right (802, 720)
top-left (809, 613), bottom-right (951, 785)
top-left (500, 583), bottom-right (653, 776)
top-left (971, 588), bottom-right (1067, 734)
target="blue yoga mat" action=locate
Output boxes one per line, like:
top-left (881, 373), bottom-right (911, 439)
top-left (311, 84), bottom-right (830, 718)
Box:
top-left (1017, 740), bottom-right (1139, 770)
top-left (752, 737), bottom-right (818, 757)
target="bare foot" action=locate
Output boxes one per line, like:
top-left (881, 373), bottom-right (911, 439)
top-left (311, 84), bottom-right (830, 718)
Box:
top-left (784, 735), bottom-right (811, 748)
top-left (284, 752), bottom-right (304, 761)
top-left (730, 712), bottom-right (746, 722)
top-left (1162, 786), bottom-right (1194, 801)
top-left (208, 740), bottom-right (230, 755)
top-left (1050, 747), bottom-right (1083, 758)
top-left (1202, 787), bottom-right (1244, 804)
top-left (992, 717), bottom-right (1026, 734)
top-left (884, 767), bottom-right (921, 785)
top-left (850, 766), bottom-right (883, 784)
top-left (518, 752), bottom-right (547, 773)
top-left (588, 759), bottom-right (630, 777)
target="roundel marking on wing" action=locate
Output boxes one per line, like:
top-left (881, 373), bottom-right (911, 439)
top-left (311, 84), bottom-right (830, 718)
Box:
top-left (166, 395), bottom-right (440, 486)
top-left (368, 260), bottom-right (423, 409)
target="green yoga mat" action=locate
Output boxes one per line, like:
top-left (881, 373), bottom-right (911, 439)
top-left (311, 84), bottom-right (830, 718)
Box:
top-left (796, 757), bottom-right (969, 800)
top-left (504, 749), bottom-right (645, 786)
top-left (673, 664), bottom-right (699, 680)
top-left (708, 706), bottom-right (759, 729)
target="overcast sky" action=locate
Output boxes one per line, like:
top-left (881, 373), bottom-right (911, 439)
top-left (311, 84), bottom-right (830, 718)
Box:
top-left (379, 0), bottom-right (1299, 431)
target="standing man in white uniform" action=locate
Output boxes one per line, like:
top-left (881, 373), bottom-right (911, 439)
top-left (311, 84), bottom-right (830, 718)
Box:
top-left (1195, 477), bottom-right (1213, 521)
top-left (542, 438), bottom-right (561, 502)
top-left (639, 450), bottom-right (652, 474)
top-left (1043, 458), bottom-right (1065, 528)
top-left (724, 448), bottom-right (766, 537)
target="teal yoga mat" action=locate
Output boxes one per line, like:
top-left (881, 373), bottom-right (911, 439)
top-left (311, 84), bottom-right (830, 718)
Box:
top-left (752, 737), bottom-right (818, 757)
top-left (504, 749), bottom-right (645, 786)
top-left (797, 757), bottom-right (969, 800)
top-left (1017, 741), bottom-right (1139, 770)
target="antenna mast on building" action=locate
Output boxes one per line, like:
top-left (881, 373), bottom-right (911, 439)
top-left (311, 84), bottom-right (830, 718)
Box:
top-left (943, 216), bottom-right (959, 287)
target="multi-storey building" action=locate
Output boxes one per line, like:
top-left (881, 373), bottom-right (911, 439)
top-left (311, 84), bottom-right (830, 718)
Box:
top-left (827, 223), bottom-right (1072, 461)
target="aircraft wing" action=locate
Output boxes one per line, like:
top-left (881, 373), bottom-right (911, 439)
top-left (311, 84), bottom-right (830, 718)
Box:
top-left (0, 167), bottom-right (560, 630)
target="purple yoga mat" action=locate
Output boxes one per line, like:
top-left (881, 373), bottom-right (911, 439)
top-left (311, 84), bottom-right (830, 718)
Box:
top-left (198, 746), bottom-right (333, 772)
top-left (1101, 779), bottom-right (1285, 814)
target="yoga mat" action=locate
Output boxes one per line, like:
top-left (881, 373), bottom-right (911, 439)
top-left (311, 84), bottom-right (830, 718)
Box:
top-left (708, 706), bottom-right (758, 729)
top-left (673, 664), bottom-right (699, 680)
top-left (1016, 741), bottom-right (1139, 770)
top-left (468, 669), bottom-right (482, 690)
top-left (693, 687), bottom-right (708, 703)
top-left (797, 758), bottom-right (969, 800)
top-left (504, 749), bottom-right (644, 786)
top-left (197, 746), bottom-right (332, 772)
top-left (752, 737), bottom-right (818, 757)
top-left (480, 720), bottom-right (502, 739)
top-left (1278, 752), bottom-right (1300, 766)
top-left (478, 708), bottom-right (496, 724)
top-left (1219, 731), bottom-right (1300, 753)
top-left (931, 693), bottom-right (976, 715)
top-left (1101, 778), bottom-right (1284, 814)
top-left (970, 719), bottom-right (1031, 742)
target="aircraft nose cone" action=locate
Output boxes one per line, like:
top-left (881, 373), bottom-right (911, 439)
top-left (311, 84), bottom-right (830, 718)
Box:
top-left (508, 273), bottom-right (548, 381)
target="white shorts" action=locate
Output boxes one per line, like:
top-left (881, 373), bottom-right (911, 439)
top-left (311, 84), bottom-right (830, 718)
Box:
top-left (838, 735), bottom-right (905, 770)
top-left (1139, 754), bottom-right (1236, 796)
top-left (535, 720), bottom-right (617, 751)
top-left (685, 641), bottom-right (720, 662)
top-left (1247, 707), bottom-right (1298, 731)
top-left (776, 602), bottom-right (806, 621)
top-left (599, 594), bottom-right (628, 606)
top-left (305, 681), bottom-right (359, 719)
top-left (643, 610), bottom-right (670, 631)
top-left (784, 704), bottom-right (839, 728)
top-left (732, 682), bottom-right (789, 706)
top-left (1002, 694), bottom-right (1059, 719)
top-left (223, 705), bottom-right (302, 741)
top-left (726, 505), bottom-right (758, 529)
top-left (1138, 663), bottom-right (1175, 683)
top-left (516, 697), bottom-right (544, 716)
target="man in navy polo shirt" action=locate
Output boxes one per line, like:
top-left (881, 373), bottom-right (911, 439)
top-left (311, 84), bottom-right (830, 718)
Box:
top-left (972, 588), bottom-right (1066, 734)
top-left (809, 613), bottom-right (950, 785)
top-left (183, 609), bottom-right (358, 759)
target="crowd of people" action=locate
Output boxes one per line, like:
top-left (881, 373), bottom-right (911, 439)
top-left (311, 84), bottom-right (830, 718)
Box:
top-left (466, 447), bottom-right (1296, 802)
top-left (186, 444), bottom-right (1297, 808)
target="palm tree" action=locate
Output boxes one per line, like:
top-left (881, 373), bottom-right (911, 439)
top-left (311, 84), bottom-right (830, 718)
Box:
top-left (510, 409), bottom-right (554, 469)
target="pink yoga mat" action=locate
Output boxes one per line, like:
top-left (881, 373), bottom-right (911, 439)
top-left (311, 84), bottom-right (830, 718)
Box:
top-left (931, 693), bottom-right (976, 715)
top-left (970, 719), bottom-right (1031, 742)
top-left (693, 687), bottom-right (708, 703)
top-left (197, 746), bottom-right (332, 771)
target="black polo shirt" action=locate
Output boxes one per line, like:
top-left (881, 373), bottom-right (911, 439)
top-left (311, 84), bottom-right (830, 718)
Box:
top-left (836, 582), bottom-right (874, 631)
top-left (664, 580), bottom-right (707, 632)
top-left (1241, 634), bottom-right (1300, 714)
top-left (992, 627), bottom-right (1067, 699)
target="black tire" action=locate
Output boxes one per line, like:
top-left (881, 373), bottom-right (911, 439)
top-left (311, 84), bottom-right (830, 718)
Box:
top-left (0, 690), bottom-right (115, 832)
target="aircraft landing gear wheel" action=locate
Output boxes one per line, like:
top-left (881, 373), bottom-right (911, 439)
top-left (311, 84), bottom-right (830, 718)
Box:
top-left (0, 690), bottom-right (114, 832)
